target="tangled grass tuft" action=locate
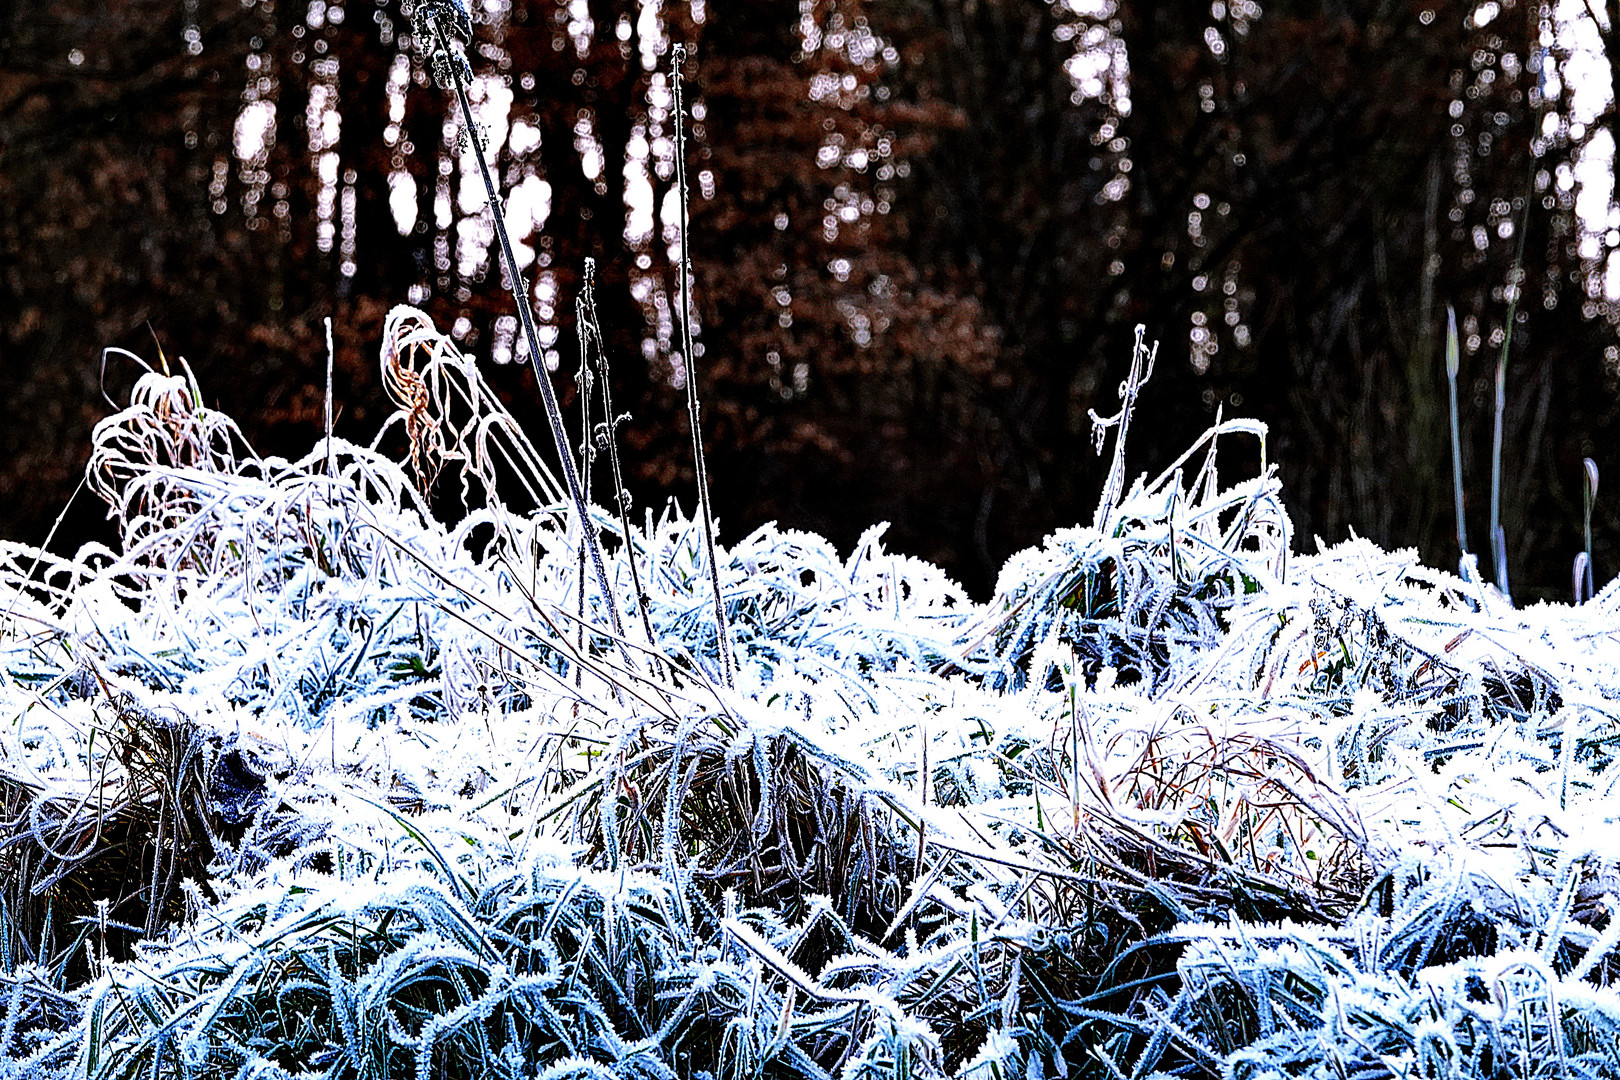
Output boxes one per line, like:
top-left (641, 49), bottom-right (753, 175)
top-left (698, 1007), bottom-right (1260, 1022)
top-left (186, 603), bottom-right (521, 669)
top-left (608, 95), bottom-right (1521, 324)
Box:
top-left (2, 314), bottom-right (1619, 1078)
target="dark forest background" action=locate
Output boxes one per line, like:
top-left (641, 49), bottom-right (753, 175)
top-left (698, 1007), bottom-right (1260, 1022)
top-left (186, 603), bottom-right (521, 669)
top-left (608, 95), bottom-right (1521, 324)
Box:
top-left (2, 0), bottom-right (1618, 601)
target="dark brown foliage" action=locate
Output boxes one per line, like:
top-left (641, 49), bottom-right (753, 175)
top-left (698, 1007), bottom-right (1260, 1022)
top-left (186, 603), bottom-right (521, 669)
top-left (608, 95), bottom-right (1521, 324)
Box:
top-left (1, 0), bottom-right (1615, 599)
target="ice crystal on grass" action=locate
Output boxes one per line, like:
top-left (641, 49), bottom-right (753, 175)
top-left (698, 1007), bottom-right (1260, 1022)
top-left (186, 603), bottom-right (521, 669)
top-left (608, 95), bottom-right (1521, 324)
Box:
top-left (2, 316), bottom-right (1619, 1078)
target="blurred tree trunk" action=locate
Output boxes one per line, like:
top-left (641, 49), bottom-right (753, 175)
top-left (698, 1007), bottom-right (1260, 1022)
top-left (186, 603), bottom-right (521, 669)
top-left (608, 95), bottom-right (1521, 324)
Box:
top-left (1, 0), bottom-right (1614, 598)
top-left (866, 0), bottom-right (1611, 595)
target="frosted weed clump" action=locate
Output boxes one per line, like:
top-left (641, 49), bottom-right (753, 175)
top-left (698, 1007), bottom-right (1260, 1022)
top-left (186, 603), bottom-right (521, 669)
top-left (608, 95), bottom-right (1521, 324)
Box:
top-left (7, 6), bottom-right (1618, 1074)
top-left (4, 303), bottom-right (1620, 1078)
top-left (3, 328), bottom-right (1620, 1075)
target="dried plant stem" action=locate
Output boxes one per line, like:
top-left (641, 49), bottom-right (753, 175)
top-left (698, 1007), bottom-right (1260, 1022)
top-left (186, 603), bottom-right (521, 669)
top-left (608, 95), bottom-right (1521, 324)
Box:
top-left (1584, 457), bottom-right (1599, 562)
top-left (434, 23), bottom-right (627, 653)
top-left (671, 44), bottom-right (735, 687)
top-left (324, 317), bottom-right (336, 479)
top-left (579, 259), bottom-right (659, 656)
top-left (575, 302), bottom-right (593, 685)
top-left (1488, 146), bottom-right (1535, 603)
top-left (1089, 325), bottom-right (1158, 537)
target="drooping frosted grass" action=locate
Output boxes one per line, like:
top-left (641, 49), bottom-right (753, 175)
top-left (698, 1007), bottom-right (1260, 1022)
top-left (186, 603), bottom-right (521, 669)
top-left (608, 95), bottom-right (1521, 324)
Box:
top-left (956, 410), bottom-right (1290, 696)
top-left (1153, 920), bottom-right (1620, 1080)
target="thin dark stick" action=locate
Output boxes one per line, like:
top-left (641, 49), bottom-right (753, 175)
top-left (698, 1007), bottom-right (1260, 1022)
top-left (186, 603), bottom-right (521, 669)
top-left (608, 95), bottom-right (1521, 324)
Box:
top-left (580, 260), bottom-right (659, 657)
top-left (430, 19), bottom-right (628, 656)
top-left (1445, 305), bottom-right (1468, 560)
top-left (670, 44), bottom-right (735, 687)
top-left (575, 288), bottom-right (593, 686)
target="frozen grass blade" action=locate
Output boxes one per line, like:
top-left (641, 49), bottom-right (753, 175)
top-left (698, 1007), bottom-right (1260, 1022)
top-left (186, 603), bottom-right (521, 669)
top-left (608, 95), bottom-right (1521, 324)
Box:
top-left (1490, 330), bottom-right (1510, 601)
top-left (1446, 305), bottom-right (1469, 560)
top-left (1580, 457), bottom-right (1599, 604)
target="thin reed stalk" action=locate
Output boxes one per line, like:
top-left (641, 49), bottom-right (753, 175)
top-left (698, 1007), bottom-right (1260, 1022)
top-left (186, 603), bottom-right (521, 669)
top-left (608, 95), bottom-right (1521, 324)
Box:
top-left (1490, 352), bottom-right (1510, 601)
top-left (579, 259), bottom-right (659, 655)
top-left (323, 316), bottom-right (335, 479)
top-left (1487, 119), bottom-right (1538, 604)
top-left (418, 4), bottom-right (628, 655)
top-left (575, 290), bottom-right (594, 684)
top-left (670, 43), bottom-right (735, 687)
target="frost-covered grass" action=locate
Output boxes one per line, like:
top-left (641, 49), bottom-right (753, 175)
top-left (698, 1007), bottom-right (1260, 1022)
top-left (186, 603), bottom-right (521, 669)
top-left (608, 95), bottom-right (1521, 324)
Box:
top-left (2, 309), bottom-right (1619, 1079)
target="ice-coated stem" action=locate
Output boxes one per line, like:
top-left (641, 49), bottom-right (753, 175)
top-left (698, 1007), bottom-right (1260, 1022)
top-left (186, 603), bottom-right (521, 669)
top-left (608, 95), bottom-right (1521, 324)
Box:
top-left (1489, 350), bottom-right (1509, 601)
top-left (1581, 457), bottom-right (1599, 603)
top-left (1089, 325), bottom-right (1158, 538)
top-left (579, 260), bottom-right (660, 656)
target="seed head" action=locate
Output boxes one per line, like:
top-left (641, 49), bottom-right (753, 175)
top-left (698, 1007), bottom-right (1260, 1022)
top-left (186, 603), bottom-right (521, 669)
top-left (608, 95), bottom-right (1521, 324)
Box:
top-left (1445, 306), bottom-right (1459, 380)
top-left (411, 0), bottom-right (471, 45)
top-left (411, 0), bottom-right (473, 90)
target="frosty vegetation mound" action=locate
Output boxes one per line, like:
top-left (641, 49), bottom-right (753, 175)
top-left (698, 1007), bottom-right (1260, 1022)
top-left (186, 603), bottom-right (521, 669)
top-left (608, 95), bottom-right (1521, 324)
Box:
top-left (2, 309), bottom-right (1619, 1079)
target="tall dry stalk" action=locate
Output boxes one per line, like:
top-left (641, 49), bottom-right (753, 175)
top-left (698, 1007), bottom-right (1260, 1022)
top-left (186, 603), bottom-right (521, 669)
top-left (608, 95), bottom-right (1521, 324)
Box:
top-left (1446, 305), bottom-right (1469, 562)
top-left (670, 43), bottom-right (735, 687)
top-left (578, 259), bottom-right (659, 654)
top-left (413, 0), bottom-right (629, 654)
